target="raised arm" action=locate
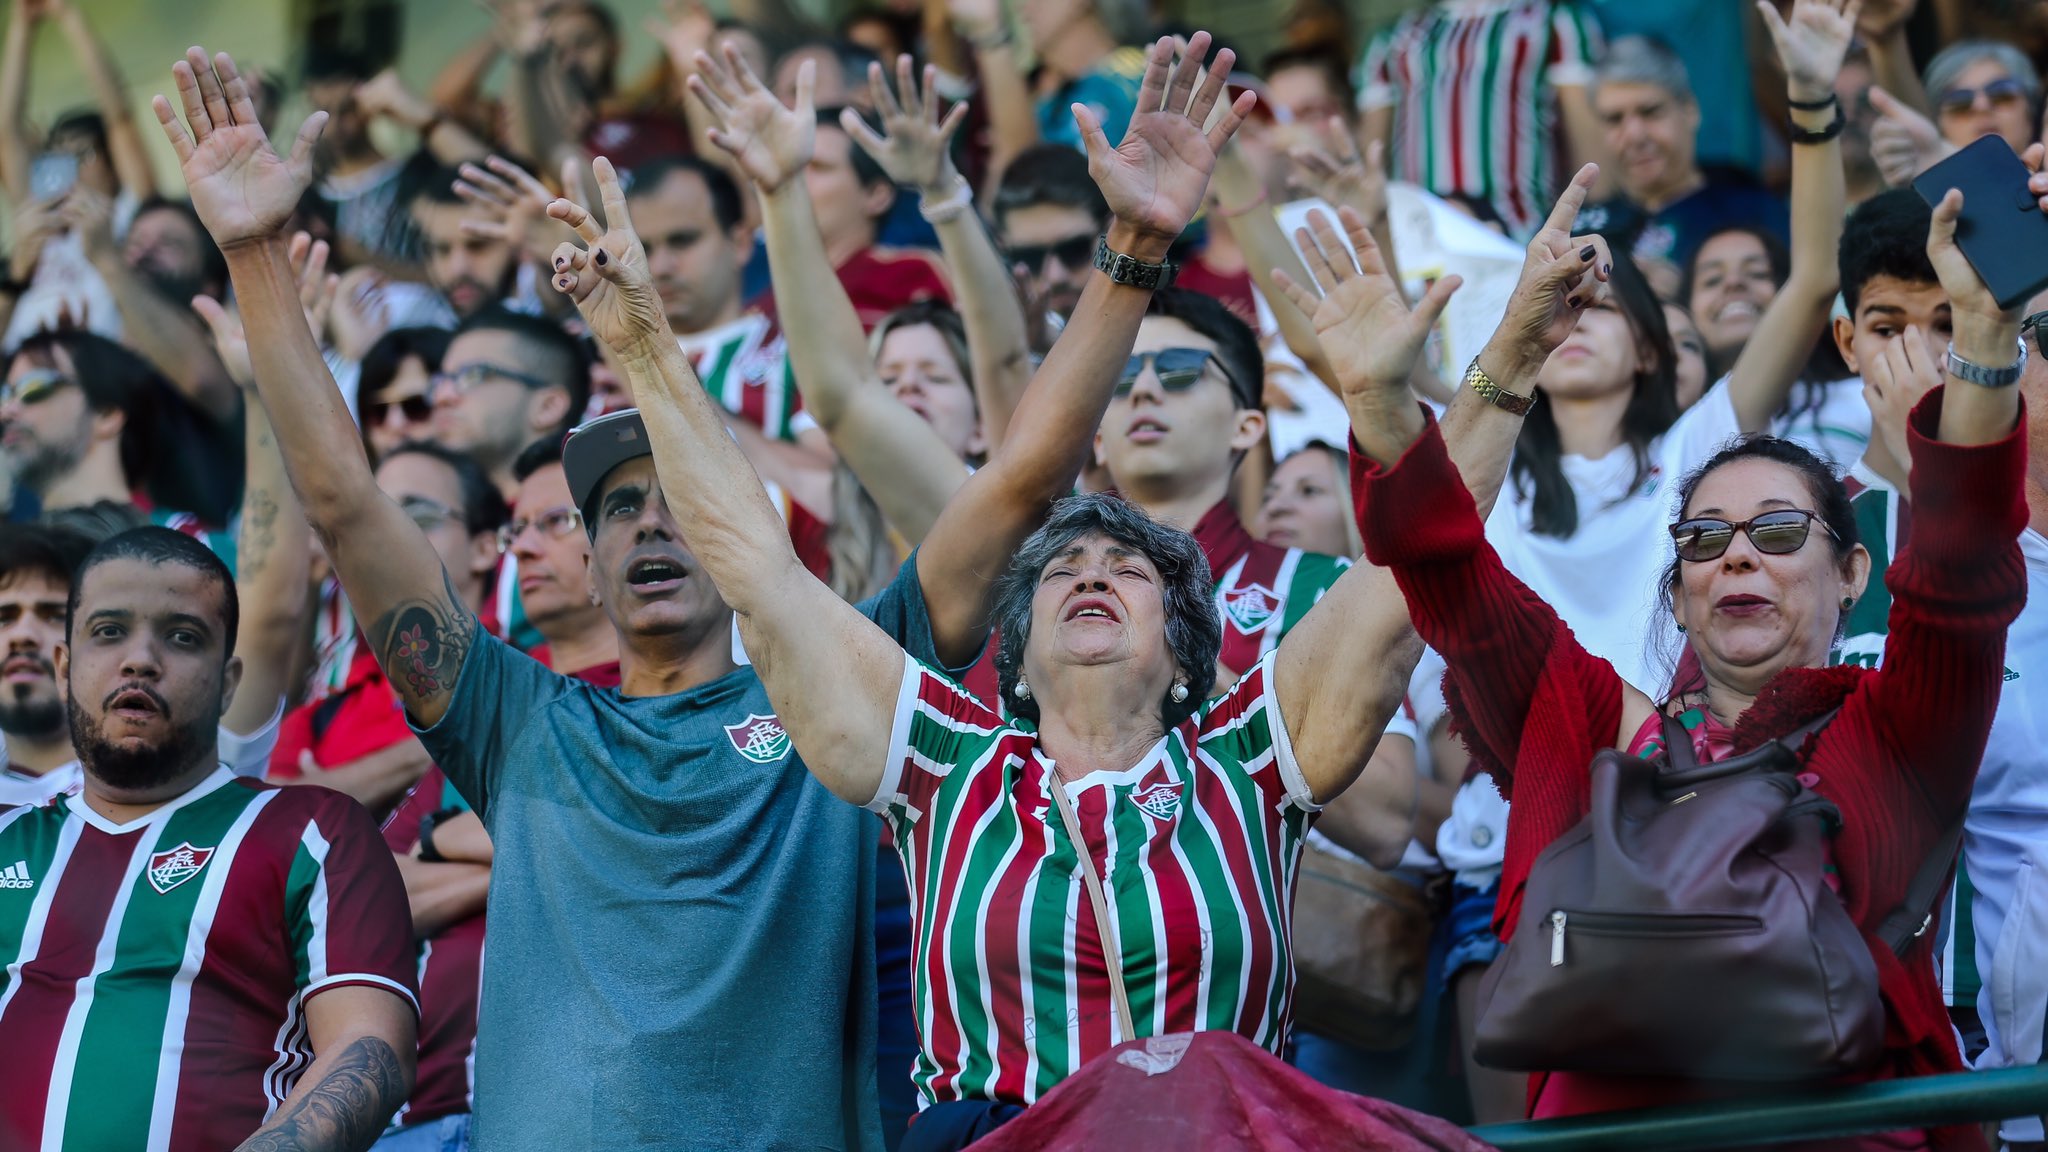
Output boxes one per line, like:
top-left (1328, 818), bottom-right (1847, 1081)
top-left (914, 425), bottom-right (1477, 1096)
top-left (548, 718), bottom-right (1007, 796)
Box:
top-left (1210, 143), bottom-right (1340, 394)
top-left (0, 0), bottom-right (38, 201)
top-left (947, 0), bottom-right (1037, 183)
top-left (845, 57), bottom-right (1035, 454)
top-left (542, 152), bottom-right (908, 804)
top-left (692, 49), bottom-right (970, 546)
top-left (1856, 0), bottom-right (1930, 115)
top-left (156, 48), bottom-right (479, 729)
top-left (52, 0), bottom-right (156, 200)
top-left (1721, 0), bottom-right (1856, 434)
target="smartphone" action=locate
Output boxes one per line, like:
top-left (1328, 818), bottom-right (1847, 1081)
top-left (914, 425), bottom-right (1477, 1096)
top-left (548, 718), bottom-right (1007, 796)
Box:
top-left (1912, 135), bottom-right (2048, 312)
top-left (28, 151), bottom-right (76, 202)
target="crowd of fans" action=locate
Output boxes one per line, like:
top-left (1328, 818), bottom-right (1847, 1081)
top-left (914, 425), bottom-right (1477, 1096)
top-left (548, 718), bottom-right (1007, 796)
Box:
top-left (1, 0), bottom-right (2046, 1149)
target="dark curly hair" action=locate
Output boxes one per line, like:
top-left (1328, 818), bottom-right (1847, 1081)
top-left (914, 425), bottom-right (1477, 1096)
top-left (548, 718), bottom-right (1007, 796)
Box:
top-left (992, 493), bottom-right (1219, 729)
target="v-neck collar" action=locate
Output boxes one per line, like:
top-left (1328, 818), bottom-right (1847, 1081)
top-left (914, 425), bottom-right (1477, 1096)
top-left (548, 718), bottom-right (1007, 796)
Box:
top-left (66, 766), bottom-right (236, 836)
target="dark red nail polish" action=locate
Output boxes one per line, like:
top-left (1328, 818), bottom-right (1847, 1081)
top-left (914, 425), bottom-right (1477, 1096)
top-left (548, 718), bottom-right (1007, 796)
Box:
top-left (1580, 245), bottom-right (1596, 260)
top-left (1601, 263), bottom-right (1612, 276)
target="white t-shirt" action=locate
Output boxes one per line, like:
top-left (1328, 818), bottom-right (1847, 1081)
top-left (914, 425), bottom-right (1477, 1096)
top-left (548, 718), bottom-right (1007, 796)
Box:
top-left (0, 699), bottom-right (283, 809)
top-left (1484, 382), bottom-right (1744, 696)
top-left (1769, 375), bottom-right (1871, 474)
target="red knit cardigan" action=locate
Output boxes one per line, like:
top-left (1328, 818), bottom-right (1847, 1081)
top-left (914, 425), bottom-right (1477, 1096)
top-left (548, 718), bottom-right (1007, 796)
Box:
top-left (1349, 392), bottom-right (2027, 1151)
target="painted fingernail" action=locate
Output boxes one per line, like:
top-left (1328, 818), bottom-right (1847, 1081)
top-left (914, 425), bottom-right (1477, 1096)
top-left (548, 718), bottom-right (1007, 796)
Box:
top-left (1601, 263), bottom-right (1612, 276)
top-left (554, 255), bottom-right (566, 269)
top-left (595, 250), bottom-right (609, 266)
top-left (1580, 245), bottom-right (1596, 260)
top-left (557, 276), bottom-right (571, 290)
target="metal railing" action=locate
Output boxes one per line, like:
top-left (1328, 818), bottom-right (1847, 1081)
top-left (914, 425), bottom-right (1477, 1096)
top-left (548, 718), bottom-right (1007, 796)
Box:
top-left (1469, 1064), bottom-right (2048, 1151)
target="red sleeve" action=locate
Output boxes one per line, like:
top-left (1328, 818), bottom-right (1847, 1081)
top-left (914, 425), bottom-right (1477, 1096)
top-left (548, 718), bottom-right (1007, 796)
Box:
top-left (293, 791), bottom-right (421, 1016)
top-left (1348, 411), bottom-right (1626, 796)
top-left (268, 704), bottom-right (315, 779)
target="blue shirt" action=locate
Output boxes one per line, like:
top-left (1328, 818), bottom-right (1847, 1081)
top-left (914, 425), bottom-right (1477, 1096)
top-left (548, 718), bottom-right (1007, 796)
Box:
top-left (415, 558), bottom-right (946, 1151)
top-left (1577, 172), bottom-right (1787, 272)
top-left (1037, 47), bottom-right (1148, 152)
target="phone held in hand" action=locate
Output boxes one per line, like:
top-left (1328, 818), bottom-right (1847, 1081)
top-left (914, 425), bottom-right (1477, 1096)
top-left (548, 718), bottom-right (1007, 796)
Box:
top-left (1912, 136), bottom-right (2048, 312)
top-left (29, 152), bottom-right (77, 202)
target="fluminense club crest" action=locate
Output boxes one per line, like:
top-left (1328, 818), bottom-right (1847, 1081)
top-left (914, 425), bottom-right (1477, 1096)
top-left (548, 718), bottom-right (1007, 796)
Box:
top-left (725, 714), bottom-right (793, 765)
top-left (1129, 782), bottom-right (1182, 822)
top-left (1220, 582), bottom-right (1280, 634)
top-left (148, 842), bottom-right (215, 895)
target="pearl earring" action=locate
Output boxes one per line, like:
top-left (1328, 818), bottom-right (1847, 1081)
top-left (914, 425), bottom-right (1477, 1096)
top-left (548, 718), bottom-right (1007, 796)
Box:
top-left (1013, 679), bottom-right (1032, 702)
top-left (1170, 682), bottom-right (1190, 703)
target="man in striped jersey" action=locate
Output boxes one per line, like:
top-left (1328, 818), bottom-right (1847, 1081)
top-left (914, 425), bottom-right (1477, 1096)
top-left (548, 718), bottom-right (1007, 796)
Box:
top-left (0, 527), bottom-right (418, 1152)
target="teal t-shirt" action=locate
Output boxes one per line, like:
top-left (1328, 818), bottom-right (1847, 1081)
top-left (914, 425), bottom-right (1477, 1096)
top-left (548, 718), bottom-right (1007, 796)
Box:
top-left (1037, 47), bottom-right (1148, 152)
top-left (414, 557), bottom-right (946, 1152)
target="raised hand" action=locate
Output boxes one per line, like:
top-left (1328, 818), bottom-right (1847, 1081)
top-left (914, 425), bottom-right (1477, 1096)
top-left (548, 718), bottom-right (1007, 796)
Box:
top-left (1485, 164), bottom-right (1613, 376)
top-left (1271, 207), bottom-right (1460, 399)
top-left (1759, 0), bottom-right (1861, 103)
top-left (1854, 0), bottom-right (1915, 36)
top-left (1289, 118), bottom-right (1389, 227)
top-left (545, 156), bottom-right (669, 350)
top-left (1871, 86), bottom-right (1950, 187)
top-left (8, 198), bottom-right (63, 283)
top-left (841, 56), bottom-right (970, 194)
top-left (455, 154), bottom-right (582, 264)
top-left (152, 47), bottom-right (325, 249)
top-left (60, 187), bottom-right (118, 261)
top-left (1080, 32), bottom-right (1257, 244)
top-left (688, 44), bottom-right (815, 193)
top-left (196, 231), bottom-right (336, 389)
top-left (646, 0), bottom-right (716, 72)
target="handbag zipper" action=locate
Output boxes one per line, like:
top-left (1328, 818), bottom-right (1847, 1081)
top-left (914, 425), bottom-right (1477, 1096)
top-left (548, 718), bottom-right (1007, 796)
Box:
top-left (1551, 911), bottom-right (1566, 966)
top-left (1547, 909), bottom-right (1762, 968)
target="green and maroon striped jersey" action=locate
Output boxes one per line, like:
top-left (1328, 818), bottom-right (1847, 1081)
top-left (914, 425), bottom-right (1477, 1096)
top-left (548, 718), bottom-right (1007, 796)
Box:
top-left (676, 311), bottom-right (804, 443)
top-left (869, 649), bottom-right (1319, 1108)
top-left (0, 769), bottom-right (418, 1152)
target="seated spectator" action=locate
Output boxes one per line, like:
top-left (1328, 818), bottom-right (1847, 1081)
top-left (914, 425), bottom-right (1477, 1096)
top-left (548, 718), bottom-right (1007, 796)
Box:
top-left (359, 326), bottom-right (452, 465)
top-left (993, 144), bottom-right (1110, 335)
top-left (1576, 36), bottom-right (1787, 272)
top-left (1925, 39), bottom-right (2038, 156)
top-left (428, 306), bottom-right (591, 498)
top-left (1359, 0), bottom-right (1603, 238)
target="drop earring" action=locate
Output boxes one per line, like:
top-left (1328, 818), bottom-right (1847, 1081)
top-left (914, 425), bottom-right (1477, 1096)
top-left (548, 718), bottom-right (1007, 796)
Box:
top-left (1013, 679), bottom-right (1032, 702)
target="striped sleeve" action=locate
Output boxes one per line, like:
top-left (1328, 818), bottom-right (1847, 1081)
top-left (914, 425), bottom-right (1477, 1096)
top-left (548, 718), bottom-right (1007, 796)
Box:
top-left (1197, 649), bottom-right (1317, 812)
top-left (1545, 1), bottom-right (1602, 77)
top-left (1357, 22), bottom-right (1400, 110)
top-left (868, 651), bottom-right (1006, 821)
top-left (283, 793), bottom-right (420, 1016)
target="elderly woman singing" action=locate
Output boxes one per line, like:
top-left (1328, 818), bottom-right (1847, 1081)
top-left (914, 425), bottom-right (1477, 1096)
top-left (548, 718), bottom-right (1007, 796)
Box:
top-left (542, 33), bottom-right (1434, 1150)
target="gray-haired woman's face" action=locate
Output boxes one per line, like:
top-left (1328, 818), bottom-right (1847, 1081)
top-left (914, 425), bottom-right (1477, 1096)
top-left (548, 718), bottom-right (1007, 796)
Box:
top-left (1936, 57), bottom-right (2034, 153)
top-left (1023, 530), bottom-right (1178, 704)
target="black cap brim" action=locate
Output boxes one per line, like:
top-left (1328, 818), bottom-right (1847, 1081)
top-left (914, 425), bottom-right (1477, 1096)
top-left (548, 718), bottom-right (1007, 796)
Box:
top-left (562, 409), bottom-right (654, 524)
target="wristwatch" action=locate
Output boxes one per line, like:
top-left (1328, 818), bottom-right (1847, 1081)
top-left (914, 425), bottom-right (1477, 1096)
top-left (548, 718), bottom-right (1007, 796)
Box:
top-left (1093, 236), bottom-right (1178, 291)
top-left (1464, 358), bottom-right (1535, 415)
top-left (1946, 338), bottom-right (2028, 388)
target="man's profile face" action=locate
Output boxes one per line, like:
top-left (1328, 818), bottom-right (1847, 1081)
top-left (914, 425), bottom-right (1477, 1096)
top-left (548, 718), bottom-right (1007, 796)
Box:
top-left (586, 456), bottom-right (731, 646)
top-left (0, 570), bottom-right (68, 742)
top-left (61, 557), bottom-right (239, 793)
top-left (1, 349), bottom-right (96, 492)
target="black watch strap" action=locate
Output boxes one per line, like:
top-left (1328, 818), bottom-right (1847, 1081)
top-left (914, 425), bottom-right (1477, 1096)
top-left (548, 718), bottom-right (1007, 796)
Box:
top-left (417, 814), bottom-right (447, 862)
top-left (1788, 101), bottom-right (1846, 145)
top-left (1092, 236), bottom-right (1178, 290)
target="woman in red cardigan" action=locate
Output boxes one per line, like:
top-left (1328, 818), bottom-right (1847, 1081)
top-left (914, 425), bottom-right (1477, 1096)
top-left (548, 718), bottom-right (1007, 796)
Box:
top-left (1275, 89), bottom-right (2031, 1152)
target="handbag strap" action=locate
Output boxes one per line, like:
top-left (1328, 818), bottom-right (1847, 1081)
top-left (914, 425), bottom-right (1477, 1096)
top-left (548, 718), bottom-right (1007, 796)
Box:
top-left (1878, 817), bottom-right (1967, 957)
top-left (1049, 774), bottom-right (1137, 1043)
top-left (1656, 707), bottom-right (1841, 788)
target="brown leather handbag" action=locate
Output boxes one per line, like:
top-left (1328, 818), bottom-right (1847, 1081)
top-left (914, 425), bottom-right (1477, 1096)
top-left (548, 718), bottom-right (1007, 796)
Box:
top-left (1472, 710), bottom-right (1958, 1081)
top-left (1290, 843), bottom-right (1438, 1050)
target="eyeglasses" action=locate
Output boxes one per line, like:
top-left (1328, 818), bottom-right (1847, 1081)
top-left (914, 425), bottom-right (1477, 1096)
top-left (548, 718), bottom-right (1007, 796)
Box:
top-left (1936, 77), bottom-right (2029, 115)
top-left (497, 506), bottom-right (583, 553)
top-left (1669, 509), bottom-right (1837, 563)
top-left (2023, 310), bottom-right (2048, 350)
top-left (1114, 348), bottom-right (1234, 397)
top-left (399, 495), bottom-right (468, 534)
top-left (431, 362), bottom-right (556, 397)
top-left (1007, 235), bottom-right (1096, 276)
top-left (365, 393), bottom-right (433, 425)
top-left (0, 369), bottom-right (73, 408)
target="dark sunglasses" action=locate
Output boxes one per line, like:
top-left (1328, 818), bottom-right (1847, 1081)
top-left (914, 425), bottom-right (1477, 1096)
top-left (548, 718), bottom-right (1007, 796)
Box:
top-left (1114, 348), bottom-right (1233, 397)
top-left (0, 369), bottom-right (73, 408)
top-left (1937, 77), bottom-right (2029, 115)
top-left (366, 394), bottom-right (433, 424)
top-left (1669, 509), bottom-right (1837, 563)
top-left (1008, 235), bottom-right (1096, 276)
top-left (2023, 310), bottom-right (2048, 350)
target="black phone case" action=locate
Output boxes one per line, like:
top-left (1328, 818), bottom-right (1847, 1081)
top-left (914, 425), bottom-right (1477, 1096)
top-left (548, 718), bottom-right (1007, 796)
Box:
top-left (1913, 136), bottom-right (2048, 312)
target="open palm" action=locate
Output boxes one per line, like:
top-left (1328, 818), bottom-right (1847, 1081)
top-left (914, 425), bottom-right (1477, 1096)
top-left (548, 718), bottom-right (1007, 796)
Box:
top-left (1761, 0), bottom-right (1861, 99)
top-left (153, 48), bottom-right (322, 248)
top-left (1274, 207), bottom-right (1459, 399)
top-left (845, 56), bottom-right (969, 191)
top-left (689, 44), bottom-right (814, 192)
top-left (1080, 33), bottom-right (1258, 240)
top-left (547, 157), bottom-right (670, 351)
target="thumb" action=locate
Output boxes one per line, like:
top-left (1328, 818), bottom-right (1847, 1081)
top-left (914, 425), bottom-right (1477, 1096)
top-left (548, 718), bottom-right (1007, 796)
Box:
top-left (1411, 274), bottom-right (1462, 332)
top-left (289, 110), bottom-right (329, 174)
top-left (1072, 103), bottom-right (1112, 174)
top-left (1928, 187), bottom-right (1963, 249)
top-left (191, 294), bottom-right (235, 340)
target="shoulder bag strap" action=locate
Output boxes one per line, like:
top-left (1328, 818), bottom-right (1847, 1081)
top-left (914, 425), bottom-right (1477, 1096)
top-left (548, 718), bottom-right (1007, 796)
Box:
top-left (1049, 776), bottom-right (1138, 1043)
top-left (1879, 817), bottom-right (1968, 957)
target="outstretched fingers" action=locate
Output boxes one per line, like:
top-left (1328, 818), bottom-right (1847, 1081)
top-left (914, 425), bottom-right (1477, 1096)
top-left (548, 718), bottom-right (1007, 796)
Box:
top-left (153, 94), bottom-right (195, 162)
top-left (1204, 90), bottom-right (1258, 154)
top-left (1536, 163), bottom-right (1600, 244)
top-left (867, 61), bottom-right (901, 123)
top-left (1184, 43), bottom-right (1236, 130)
top-left (1132, 36), bottom-right (1174, 119)
top-left (188, 48), bottom-right (231, 133)
top-left (592, 157), bottom-right (635, 250)
top-left (548, 197), bottom-right (605, 245)
top-left (173, 57), bottom-right (212, 141)
top-left (1411, 274), bottom-right (1463, 332)
top-left (1271, 268), bottom-right (1321, 316)
top-left (1161, 31), bottom-right (1210, 119)
top-left (215, 53), bottom-right (261, 131)
top-left (1336, 205), bottom-right (1389, 277)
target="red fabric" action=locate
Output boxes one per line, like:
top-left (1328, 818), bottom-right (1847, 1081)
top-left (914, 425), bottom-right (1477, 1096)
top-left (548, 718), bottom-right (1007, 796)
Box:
top-left (960, 1031), bottom-right (1494, 1151)
top-left (1348, 393), bottom-right (2026, 1152)
top-left (1174, 256), bottom-right (1257, 325)
top-left (270, 646), bottom-right (413, 779)
top-left (752, 245), bottom-right (954, 332)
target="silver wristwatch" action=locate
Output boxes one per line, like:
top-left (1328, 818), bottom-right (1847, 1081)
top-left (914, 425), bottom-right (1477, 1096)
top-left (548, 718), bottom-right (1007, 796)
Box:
top-left (1092, 236), bottom-right (1178, 291)
top-left (1945, 338), bottom-right (2028, 388)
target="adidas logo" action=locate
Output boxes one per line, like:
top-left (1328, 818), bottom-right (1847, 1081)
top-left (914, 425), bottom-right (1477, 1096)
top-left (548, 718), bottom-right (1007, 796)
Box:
top-left (0, 861), bottom-right (32, 890)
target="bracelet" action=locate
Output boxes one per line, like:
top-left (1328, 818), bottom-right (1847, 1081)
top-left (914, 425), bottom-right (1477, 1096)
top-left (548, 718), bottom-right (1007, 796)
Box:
top-left (1092, 235), bottom-right (1178, 290)
top-left (1212, 191), bottom-right (1269, 220)
top-left (918, 177), bottom-right (975, 224)
top-left (1786, 93), bottom-right (1840, 111)
top-left (1463, 357), bottom-right (1534, 415)
top-left (1787, 101), bottom-right (1845, 145)
top-left (417, 815), bottom-right (448, 863)
top-left (1945, 338), bottom-right (2028, 388)
top-left (962, 23), bottom-right (1011, 51)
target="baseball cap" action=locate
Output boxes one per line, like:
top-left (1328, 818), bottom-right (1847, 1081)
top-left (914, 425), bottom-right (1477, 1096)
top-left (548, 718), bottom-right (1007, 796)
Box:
top-left (563, 408), bottom-right (652, 527)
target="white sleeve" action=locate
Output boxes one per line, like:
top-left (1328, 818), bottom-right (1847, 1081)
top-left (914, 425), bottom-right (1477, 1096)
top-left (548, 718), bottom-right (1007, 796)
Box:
top-left (1660, 377), bottom-right (1744, 479)
top-left (218, 697), bottom-right (285, 779)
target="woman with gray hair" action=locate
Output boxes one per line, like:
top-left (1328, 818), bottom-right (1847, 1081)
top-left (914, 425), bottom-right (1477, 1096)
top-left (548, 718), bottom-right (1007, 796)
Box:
top-left (1925, 39), bottom-right (2039, 155)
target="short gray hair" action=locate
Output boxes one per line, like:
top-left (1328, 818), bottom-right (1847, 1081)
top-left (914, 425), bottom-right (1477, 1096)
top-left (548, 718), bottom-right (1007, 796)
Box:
top-left (1925, 40), bottom-right (2040, 108)
top-left (992, 493), bottom-right (1219, 729)
top-left (1592, 36), bottom-right (1694, 104)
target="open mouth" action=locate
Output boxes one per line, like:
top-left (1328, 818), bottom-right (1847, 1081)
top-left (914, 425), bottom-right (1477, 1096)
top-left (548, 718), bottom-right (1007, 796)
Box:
top-left (1126, 416), bottom-right (1169, 443)
top-left (626, 555), bottom-right (687, 593)
top-left (1064, 597), bottom-right (1121, 624)
top-left (1714, 300), bottom-right (1759, 325)
top-left (106, 686), bottom-right (166, 722)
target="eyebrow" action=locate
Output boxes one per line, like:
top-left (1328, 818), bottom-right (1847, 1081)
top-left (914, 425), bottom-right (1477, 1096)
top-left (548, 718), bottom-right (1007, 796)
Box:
top-left (1690, 498), bottom-right (1800, 517)
top-left (601, 483), bottom-right (647, 514)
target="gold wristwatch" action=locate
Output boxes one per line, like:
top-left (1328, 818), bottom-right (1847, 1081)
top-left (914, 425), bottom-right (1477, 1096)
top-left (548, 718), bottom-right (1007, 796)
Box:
top-left (1463, 358), bottom-right (1534, 415)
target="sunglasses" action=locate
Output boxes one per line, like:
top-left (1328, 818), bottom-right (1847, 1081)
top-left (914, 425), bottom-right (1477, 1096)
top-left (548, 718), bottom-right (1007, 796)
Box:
top-left (2023, 310), bottom-right (2048, 350)
top-left (366, 393), bottom-right (433, 424)
top-left (497, 506), bottom-right (584, 554)
top-left (0, 369), bottom-right (73, 408)
top-left (432, 362), bottom-right (555, 397)
top-left (1008, 235), bottom-right (1096, 276)
top-left (1669, 509), bottom-right (1837, 563)
top-left (1114, 348), bottom-right (1233, 397)
top-left (1937, 77), bottom-right (2029, 115)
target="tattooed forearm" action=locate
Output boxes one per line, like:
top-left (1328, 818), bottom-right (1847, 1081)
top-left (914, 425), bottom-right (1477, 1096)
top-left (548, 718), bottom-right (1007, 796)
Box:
top-left (365, 569), bottom-right (478, 706)
top-left (238, 488), bottom-right (281, 581)
top-left (234, 1036), bottom-right (409, 1152)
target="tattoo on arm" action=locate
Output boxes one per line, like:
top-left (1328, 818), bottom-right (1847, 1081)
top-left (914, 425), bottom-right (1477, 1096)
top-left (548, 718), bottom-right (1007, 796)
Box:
top-left (365, 570), bottom-right (478, 709)
top-left (234, 1036), bottom-right (408, 1152)
top-left (238, 486), bottom-right (280, 581)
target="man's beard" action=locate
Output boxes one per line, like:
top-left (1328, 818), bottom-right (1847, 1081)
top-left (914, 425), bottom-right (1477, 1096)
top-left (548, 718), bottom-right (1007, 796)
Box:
top-left (66, 685), bottom-right (215, 792)
top-left (11, 430), bottom-right (87, 492)
top-left (137, 265), bottom-right (209, 312)
top-left (0, 660), bottom-right (65, 739)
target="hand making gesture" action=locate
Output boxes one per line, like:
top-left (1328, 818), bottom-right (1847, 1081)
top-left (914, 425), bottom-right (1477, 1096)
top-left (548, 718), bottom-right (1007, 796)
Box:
top-left (841, 55), bottom-right (971, 196)
top-left (545, 157), bottom-right (669, 352)
top-left (688, 44), bottom-right (816, 193)
top-left (1759, 0), bottom-right (1861, 107)
top-left (1082, 32), bottom-right (1256, 250)
top-left (1483, 164), bottom-right (1613, 380)
top-left (151, 47), bottom-right (324, 249)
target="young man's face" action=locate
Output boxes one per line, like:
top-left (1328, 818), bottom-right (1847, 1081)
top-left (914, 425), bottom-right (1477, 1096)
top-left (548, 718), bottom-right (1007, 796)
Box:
top-left (0, 570), bottom-right (68, 742)
top-left (1, 350), bottom-right (98, 493)
top-left (412, 199), bottom-right (517, 320)
top-left (1001, 203), bottom-right (1101, 323)
top-left (430, 329), bottom-right (565, 472)
top-left (1093, 316), bottom-right (1262, 501)
top-left (1832, 274), bottom-right (1953, 381)
top-left (629, 168), bottom-right (750, 335)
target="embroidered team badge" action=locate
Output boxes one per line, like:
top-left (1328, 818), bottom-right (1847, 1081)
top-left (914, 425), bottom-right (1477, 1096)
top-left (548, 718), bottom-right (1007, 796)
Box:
top-left (1130, 782), bottom-right (1182, 821)
top-left (147, 842), bottom-right (215, 894)
top-left (725, 714), bottom-right (793, 764)
top-left (1220, 583), bottom-right (1280, 634)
